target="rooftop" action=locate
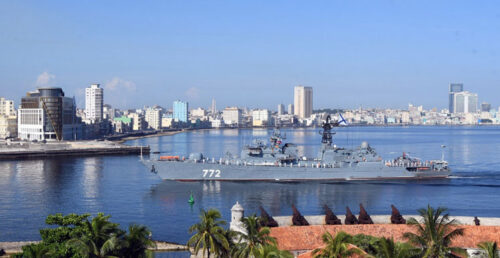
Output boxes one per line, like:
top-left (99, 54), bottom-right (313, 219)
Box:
top-left (269, 224), bottom-right (500, 252)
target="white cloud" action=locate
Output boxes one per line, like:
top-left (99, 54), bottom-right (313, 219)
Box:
top-left (103, 77), bottom-right (137, 108)
top-left (35, 71), bottom-right (56, 87)
top-left (104, 77), bottom-right (136, 92)
top-left (185, 87), bottom-right (200, 100)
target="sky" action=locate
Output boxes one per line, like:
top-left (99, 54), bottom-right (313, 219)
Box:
top-left (1, 1), bottom-right (499, 110)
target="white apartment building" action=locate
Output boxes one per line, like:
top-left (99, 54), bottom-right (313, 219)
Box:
top-left (0, 98), bottom-right (15, 117)
top-left (0, 97), bottom-right (17, 138)
top-left (0, 115), bottom-right (17, 139)
top-left (222, 107), bottom-right (242, 127)
top-left (191, 107), bottom-right (206, 117)
top-left (128, 113), bottom-right (145, 131)
top-left (294, 86), bottom-right (313, 119)
top-left (252, 109), bottom-right (271, 127)
top-left (85, 84), bottom-right (104, 122)
top-left (145, 108), bottom-right (162, 130)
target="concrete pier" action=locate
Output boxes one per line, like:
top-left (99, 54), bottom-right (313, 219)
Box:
top-left (0, 140), bottom-right (150, 160)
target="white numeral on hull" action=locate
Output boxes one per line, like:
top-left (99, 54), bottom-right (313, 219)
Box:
top-left (202, 169), bottom-right (221, 178)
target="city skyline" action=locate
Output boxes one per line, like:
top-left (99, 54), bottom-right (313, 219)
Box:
top-left (1, 1), bottom-right (499, 109)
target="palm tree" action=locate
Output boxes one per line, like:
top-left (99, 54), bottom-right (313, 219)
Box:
top-left (403, 205), bottom-right (465, 258)
top-left (121, 224), bottom-right (156, 258)
top-left (19, 243), bottom-right (53, 258)
top-left (312, 231), bottom-right (363, 258)
top-left (66, 213), bottom-right (124, 257)
top-left (478, 242), bottom-right (499, 258)
top-left (188, 208), bottom-right (230, 258)
top-left (374, 237), bottom-right (420, 258)
top-left (66, 234), bottom-right (121, 258)
top-left (253, 244), bottom-right (294, 258)
top-left (232, 215), bottom-right (277, 258)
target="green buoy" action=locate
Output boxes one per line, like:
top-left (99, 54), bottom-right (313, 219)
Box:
top-left (188, 193), bottom-right (195, 204)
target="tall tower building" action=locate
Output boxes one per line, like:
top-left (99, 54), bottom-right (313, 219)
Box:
top-left (211, 99), bottom-right (217, 116)
top-left (145, 107), bottom-right (162, 130)
top-left (277, 104), bottom-right (284, 115)
top-left (173, 100), bottom-right (189, 123)
top-left (85, 84), bottom-right (103, 122)
top-left (287, 104), bottom-right (294, 115)
top-left (293, 86), bottom-right (313, 119)
top-left (453, 91), bottom-right (478, 113)
top-left (449, 83), bottom-right (463, 113)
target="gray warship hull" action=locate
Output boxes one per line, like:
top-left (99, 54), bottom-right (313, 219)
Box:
top-left (141, 119), bottom-right (451, 181)
top-left (142, 159), bottom-right (450, 181)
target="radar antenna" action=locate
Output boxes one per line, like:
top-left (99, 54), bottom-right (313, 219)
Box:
top-left (319, 115), bottom-right (341, 146)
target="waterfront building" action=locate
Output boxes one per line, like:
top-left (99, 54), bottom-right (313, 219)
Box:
top-left (210, 118), bottom-right (223, 128)
top-left (161, 117), bottom-right (173, 128)
top-left (112, 116), bottom-right (132, 133)
top-left (191, 107), bottom-right (206, 118)
top-left (293, 86), bottom-right (313, 119)
top-left (252, 109), bottom-right (271, 127)
top-left (453, 91), bottom-right (478, 113)
top-left (449, 83), bottom-right (464, 113)
top-left (0, 97), bottom-right (17, 139)
top-left (103, 104), bottom-right (115, 120)
top-left (173, 100), bottom-right (188, 123)
top-left (222, 107), bottom-right (242, 127)
top-left (0, 115), bottom-right (17, 139)
top-left (128, 113), bottom-right (145, 131)
top-left (145, 107), bottom-right (162, 130)
top-left (277, 104), bottom-right (285, 115)
top-left (481, 102), bottom-right (491, 112)
top-left (18, 87), bottom-right (81, 141)
top-left (0, 97), bottom-right (16, 117)
top-left (287, 104), bottom-right (294, 116)
top-left (84, 84), bottom-right (103, 122)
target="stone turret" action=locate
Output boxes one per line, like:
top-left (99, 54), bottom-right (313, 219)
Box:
top-left (230, 201), bottom-right (246, 234)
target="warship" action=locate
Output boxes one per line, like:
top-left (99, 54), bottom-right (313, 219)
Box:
top-left (141, 116), bottom-right (450, 181)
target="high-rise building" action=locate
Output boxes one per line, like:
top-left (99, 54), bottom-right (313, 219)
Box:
top-left (211, 99), bottom-right (217, 116)
top-left (0, 98), bottom-right (15, 117)
top-left (481, 102), bottom-right (491, 112)
top-left (222, 107), bottom-right (242, 127)
top-left (145, 107), bottom-right (162, 130)
top-left (18, 87), bottom-right (81, 141)
top-left (277, 104), bottom-right (285, 115)
top-left (293, 86), bottom-right (313, 119)
top-left (173, 100), bottom-right (189, 123)
top-left (453, 91), bottom-right (478, 113)
top-left (0, 97), bottom-right (17, 139)
top-left (449, 83), bottom-right (464, 113)
top-left (85, 84), bottom-right (103, 122)
top-left (287, 104), bottom-right (294, 115)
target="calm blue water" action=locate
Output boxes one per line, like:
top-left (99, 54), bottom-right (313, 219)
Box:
top-left (1, 126), bottom-right (500, 245)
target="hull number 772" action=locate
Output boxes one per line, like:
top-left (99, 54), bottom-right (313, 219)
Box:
top-left (202, 169), bottom-right (221, 178)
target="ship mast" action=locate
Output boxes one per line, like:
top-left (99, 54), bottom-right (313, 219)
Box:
top-left (320, 115), bottom-right (340, 146)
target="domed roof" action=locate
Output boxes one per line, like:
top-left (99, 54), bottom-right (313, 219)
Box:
top-left (231, 201), bottom-right (244, 211)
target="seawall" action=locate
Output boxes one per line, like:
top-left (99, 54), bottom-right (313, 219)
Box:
top-left (0, 141), bottom-right (150, 160)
